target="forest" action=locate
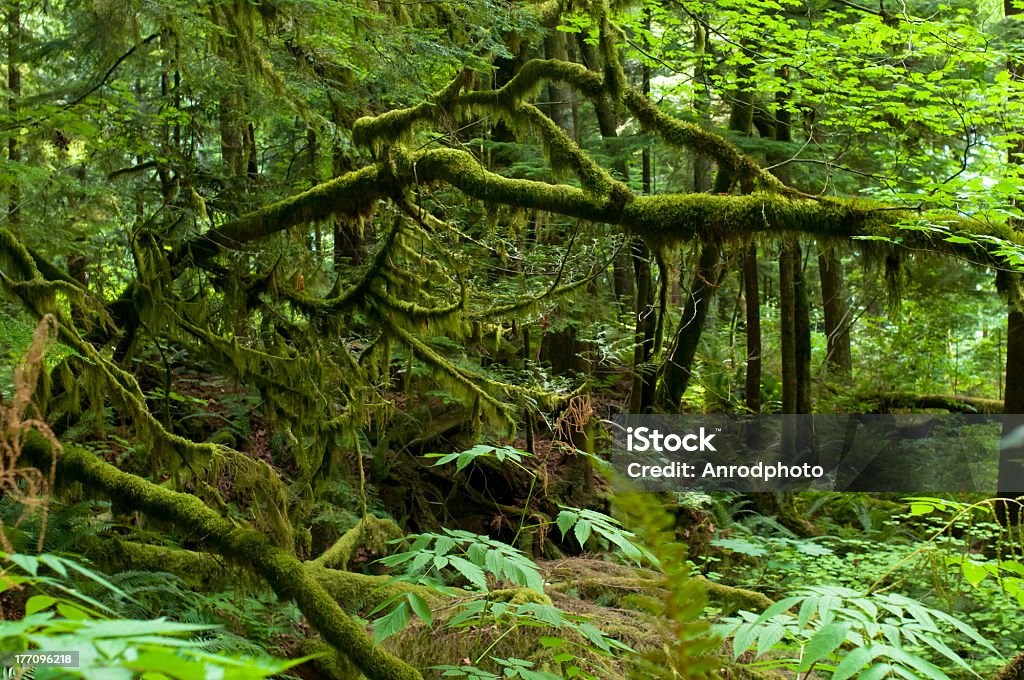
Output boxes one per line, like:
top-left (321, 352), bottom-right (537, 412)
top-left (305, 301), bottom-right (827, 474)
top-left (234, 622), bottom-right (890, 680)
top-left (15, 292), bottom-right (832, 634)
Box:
top-left (5, 0), bottom-right (1024, 677)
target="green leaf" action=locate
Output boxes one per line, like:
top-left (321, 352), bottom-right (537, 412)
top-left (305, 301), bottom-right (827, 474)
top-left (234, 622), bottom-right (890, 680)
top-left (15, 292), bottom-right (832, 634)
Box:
top-left (25, 595), bottom-right (57, 616)
top-left (960, 561), bottom-right (988, 588)
top-left (833, 645), bottom-right (885, 680)
top-left (711, 538), bottom-right (769, 557)
top-left (798, 622), bottom-right (849, 672)
top-left (373, 601), bottom-right (410, 642)
top-left (755, 622), bottom-right (787, 658)
top-left (449, 556), bottom-right (488, 590)
top-left (555, 511), bottom-right (575, 538)
top-left (408, 592), bottom-right (433, 626)
top-left (572, 520), bottom-right (592, 548)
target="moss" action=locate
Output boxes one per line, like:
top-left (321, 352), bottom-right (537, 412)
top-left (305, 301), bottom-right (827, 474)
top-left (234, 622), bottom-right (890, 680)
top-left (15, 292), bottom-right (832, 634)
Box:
top-left (0, 226), bottom-right (44, 282)
top-left (994, 651), bottom-right (1024, 680)
top-left (696, 577), bottom-right (773, 613)
top-left (81, 538), bottom-right (252, 591)
top-left (177, 163), bottom-right (388, 263)
top-left (862, 391), bottom-right (1004, 414)
top-left (488, 588), bottom-right (552, 606)
top-left (352, 103), bottom-right (431, 155)
top-left (623, 87), bottom-right (786, 195)
top-left (20, 433), bottom-right (422, 680)
top-left (313, 514), bottom-right (404, 571)
top-left (415, 148), bottom-right (613, 222)
top-left (296, 638), bottom-right (356, 680)
top-left (305, 563), bottom-right (441, 613)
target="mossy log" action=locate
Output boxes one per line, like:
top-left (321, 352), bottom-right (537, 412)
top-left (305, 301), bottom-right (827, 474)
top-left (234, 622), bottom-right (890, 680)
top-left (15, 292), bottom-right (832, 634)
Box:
top-left (541, 559), bottom-right (773, 614)
top-left (862, 391), bottom-right (1004, 414)
top-left (20, 431), bottom-right (422, 680)
top-left (695, 576), bottom-right (774, 613)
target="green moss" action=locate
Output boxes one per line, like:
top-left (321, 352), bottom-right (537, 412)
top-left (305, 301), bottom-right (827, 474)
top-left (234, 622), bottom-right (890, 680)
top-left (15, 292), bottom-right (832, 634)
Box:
top-left (622, 91), bottom-right (787, 193)
top-left (415, 148), bottom-right (613, 222)
top-left (313, 514), bottom-right (404, 571)
top-left (305, 563), bottom-right (441, 613)
top-left (81, 538), bottom-right (254, 591)
top-left (488, 588), bottom-right (552, 606)
top-left (20, 433), bottom-right (422, 680)
top-left (177, 164), bottom-right (388, 263)
top-left (696, 576), bottom-right (773, 614)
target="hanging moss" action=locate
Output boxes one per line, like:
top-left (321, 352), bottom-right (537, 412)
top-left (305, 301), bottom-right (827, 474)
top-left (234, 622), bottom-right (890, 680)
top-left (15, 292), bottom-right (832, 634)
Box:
top-left (884, 252), bottom-right (906, 312)
top-left (177, 164), bottom-right (388, 264)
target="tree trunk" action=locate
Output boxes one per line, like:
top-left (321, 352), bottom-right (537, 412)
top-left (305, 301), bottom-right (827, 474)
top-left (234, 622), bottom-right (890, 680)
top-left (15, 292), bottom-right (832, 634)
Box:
top-left (794, 242), bottom-right (812, 414)
top-left (7, 0), bottom-right (21, 224)
top-left (743, 243), bottom-right (762, 412)
top-left (779, 241), bottom-right (798, 415)
top-left (652, 41), bottom-right (752, 412)
top-left (998, 0), bottom-right (1024, 521)
top-left (543, 32), bottom-right (575, 140)
top-left (220, 91), bottom-right (246, 179)
top-left (629, 238), bottom-right (657, 412)
top-left (998, 300), bottom-right (1024, 522)
top-left (818, 247), bottom-right (853, 375)
top-left (656, 245), bottom-right (721, 411)
top-left (692, 21), bottom-right (712, 193)
top-left (578, 36), bottom-right (634, 305)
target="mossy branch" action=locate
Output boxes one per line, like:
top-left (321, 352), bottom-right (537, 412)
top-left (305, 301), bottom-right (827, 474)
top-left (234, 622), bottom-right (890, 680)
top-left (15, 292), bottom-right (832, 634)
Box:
top-left (175, 163), bottom-right (389, 263)
top-left (20, 432), bottom-right (422, 680)
top-left (313, 514), bottom-right (404, 571)
top-left (622, 87), bottom-right (789, 195)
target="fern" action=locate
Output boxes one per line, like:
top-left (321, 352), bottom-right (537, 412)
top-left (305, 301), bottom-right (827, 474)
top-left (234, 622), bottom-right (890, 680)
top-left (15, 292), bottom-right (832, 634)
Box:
top-left (613, 493), bottom-right (721, 679)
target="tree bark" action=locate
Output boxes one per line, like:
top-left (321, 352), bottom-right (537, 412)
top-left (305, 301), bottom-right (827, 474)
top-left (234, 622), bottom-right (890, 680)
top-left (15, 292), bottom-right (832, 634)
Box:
top-left (656, 245), bottom-right (721, 411)
top-left (743, 243), bottom-right (761, 412)
top-left (629, 239), bottom-right (657, 412)
top-left (818, 247), bottom-right (853, 375)
top-left (544, 32), bottom-right (575, 140)
top-left (794, 242), bottom-right (812, 414)
top-left (779, 241), bottom-right (798, 415)
top-left (7, 0), bottom-right (21, 224)
top-left (998, 0), bottom-right (1024, 521)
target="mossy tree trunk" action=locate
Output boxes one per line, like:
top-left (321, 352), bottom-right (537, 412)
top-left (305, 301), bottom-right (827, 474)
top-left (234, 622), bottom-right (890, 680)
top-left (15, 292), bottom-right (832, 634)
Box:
top-left (21, 434), bottom-right (422, 680)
